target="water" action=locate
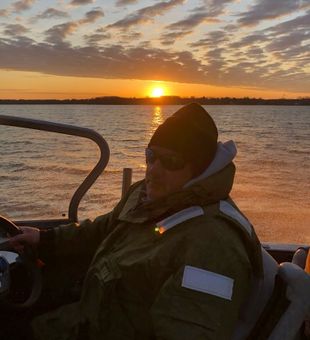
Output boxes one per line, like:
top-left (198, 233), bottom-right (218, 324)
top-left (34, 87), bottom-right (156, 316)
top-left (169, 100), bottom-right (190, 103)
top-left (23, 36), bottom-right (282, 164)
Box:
top-left (0, 105), bottom-right (309, 244)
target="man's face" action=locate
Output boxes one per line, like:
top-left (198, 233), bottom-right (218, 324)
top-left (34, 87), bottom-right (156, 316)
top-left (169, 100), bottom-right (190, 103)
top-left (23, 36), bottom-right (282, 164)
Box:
top-left (145, 146), bottom-right (193, 200)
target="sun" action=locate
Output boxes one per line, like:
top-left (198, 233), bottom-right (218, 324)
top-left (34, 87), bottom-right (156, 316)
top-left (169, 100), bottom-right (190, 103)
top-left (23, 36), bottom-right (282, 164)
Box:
top-left (150, 87), bottom-right (164, 98)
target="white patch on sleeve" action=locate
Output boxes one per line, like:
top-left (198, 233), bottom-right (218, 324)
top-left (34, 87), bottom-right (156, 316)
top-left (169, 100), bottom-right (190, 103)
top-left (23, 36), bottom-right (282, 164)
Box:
top-left (182, 265), bottom-right (234, 301)
top-left (156, 206), bottom-right (204, 233)
top-left (219, 200), bottom-right (252, 236)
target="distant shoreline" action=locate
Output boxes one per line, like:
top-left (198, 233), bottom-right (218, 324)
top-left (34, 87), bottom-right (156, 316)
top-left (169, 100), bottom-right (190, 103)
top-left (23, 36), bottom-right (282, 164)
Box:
top-left (0, 96), bottom-right (309, 106)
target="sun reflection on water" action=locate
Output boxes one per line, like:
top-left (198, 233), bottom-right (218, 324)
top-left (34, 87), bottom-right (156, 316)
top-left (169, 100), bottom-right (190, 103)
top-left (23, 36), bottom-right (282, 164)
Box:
top-left (149, 106), bottom-right (164, 137)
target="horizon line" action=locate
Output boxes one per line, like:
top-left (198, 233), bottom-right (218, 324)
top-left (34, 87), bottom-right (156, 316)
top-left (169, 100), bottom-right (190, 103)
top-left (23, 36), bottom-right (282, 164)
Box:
top-left (0, 95), bottom-right (309, 102)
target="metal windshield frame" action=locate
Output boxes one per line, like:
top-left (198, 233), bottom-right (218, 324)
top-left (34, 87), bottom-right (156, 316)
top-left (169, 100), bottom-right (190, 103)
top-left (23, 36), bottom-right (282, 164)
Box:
top-left (0, 114), bottom-right (110, 223)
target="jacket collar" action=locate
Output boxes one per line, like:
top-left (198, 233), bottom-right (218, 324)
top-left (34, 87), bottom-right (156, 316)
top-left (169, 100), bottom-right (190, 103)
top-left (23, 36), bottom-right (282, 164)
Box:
top-left (185, 140), bottom-right (237, 188)
top-left (118, 162), bottom-right (236, 223)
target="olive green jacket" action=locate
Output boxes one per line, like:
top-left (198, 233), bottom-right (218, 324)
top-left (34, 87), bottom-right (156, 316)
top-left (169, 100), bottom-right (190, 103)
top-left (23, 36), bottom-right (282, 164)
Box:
top-left (33, 163), bottom-right (262, 340)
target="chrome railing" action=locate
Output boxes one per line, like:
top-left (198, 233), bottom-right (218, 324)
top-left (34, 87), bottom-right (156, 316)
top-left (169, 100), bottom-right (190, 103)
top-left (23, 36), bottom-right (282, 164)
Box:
top-left (0, 115), bottom-right (110, 223)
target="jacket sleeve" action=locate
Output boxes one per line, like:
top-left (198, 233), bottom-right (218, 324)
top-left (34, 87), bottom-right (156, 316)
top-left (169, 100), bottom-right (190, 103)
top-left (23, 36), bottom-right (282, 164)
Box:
top-left (151, 221), bottom-right (253, 340)
top-left (40, 180), bottom-right (146, 263)
top-left (39, 181), bottom-right (142, 262)
top-left (38, 210), bottom-right (115, 263)
top-left (54, 211), bottom-right (115, 258)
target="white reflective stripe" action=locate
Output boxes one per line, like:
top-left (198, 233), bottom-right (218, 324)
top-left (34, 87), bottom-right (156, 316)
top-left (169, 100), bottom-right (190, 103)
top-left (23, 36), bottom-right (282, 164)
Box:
top-left (219, 200), bottom-right (252, 236)
top-left (0, 251), bottom-right (18, 264)
top-left (182, 265), bottom-right (234, 300)
top-left (156, 206), bottom-right (204, 233)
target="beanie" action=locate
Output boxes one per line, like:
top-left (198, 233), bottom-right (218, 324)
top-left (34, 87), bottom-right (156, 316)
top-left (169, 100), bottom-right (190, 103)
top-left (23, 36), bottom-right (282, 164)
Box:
top-left (148, 103), bottom-right (218, 176)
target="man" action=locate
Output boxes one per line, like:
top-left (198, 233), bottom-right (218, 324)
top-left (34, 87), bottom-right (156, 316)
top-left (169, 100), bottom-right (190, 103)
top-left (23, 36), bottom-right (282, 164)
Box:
top-left (10, 103), bottom-right (262, 339)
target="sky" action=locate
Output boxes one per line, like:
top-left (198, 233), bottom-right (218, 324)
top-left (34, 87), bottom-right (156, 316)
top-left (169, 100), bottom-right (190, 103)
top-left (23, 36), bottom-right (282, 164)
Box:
top-left (0, 0), bottom-right (309, 99)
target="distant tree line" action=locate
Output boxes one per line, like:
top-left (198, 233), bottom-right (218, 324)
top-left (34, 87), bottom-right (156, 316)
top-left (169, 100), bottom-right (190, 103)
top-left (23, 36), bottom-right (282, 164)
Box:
top-left (0, 96), bottom-right (309, 105)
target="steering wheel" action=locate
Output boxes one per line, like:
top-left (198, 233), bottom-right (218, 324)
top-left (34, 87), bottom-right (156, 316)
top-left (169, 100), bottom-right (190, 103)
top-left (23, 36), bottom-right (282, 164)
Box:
top-left (0, 215), bottom-right (42, 309)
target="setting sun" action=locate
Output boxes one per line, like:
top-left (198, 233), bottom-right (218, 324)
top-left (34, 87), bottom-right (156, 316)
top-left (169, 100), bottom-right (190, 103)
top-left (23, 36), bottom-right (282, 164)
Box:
top-left (151, 87), bottom-right (164, 98)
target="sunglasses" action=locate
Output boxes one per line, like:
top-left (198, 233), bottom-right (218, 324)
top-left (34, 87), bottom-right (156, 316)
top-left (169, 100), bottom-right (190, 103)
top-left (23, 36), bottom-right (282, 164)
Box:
top-left (145, 147), bottom-right (186, 171)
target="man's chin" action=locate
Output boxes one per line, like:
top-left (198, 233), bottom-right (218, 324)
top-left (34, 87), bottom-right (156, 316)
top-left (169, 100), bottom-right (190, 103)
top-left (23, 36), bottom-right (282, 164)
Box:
top-left (146, 186), bottom-right (165, 201)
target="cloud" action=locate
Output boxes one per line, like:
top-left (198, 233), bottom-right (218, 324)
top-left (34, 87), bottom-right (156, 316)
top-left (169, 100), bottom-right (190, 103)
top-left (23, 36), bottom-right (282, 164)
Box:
top-left (84, 32), bottom-right (111, 45)
top-left (206, 0), bottom-right (236, 15)
top-left (204, 0), bottom-right (234, 7)
top-left (80, 8), bottom-right (104, 23)
top-left (162, 1), bottom-right (234, 45)
top-left (118, 31), bottom-right (143, 43)
top-left (238, 0), bottom-right (310, 27)
top-left (70, 0), bottom-right (94, 5)
top-left (247, 46), bottom-right (265, 58)
top-left (166, 12), bottom-right (216, 31)
top-left (160, 30), bottom-right (192, 45)
top-left (44, 9), bottom-right (104, 43)
top-left (265, 10), bottom-right (310, 33)
top-left (35, 8), bottom-right (69, 20)
top-left (4, 24), bottom-right (28, 36)
top-left (269, 43), bottom-right (310, 65)
top-left (0, 37), bottom-right (308, 93)
top-left (0, 9), bottom-right (8, 16)
top-left (0, 39), bottom-right (207, 83)
top-left (186, 13), bottom-right (309, 91)
top-left (116, 0), bottom-right (138, 6)
top-left (45, 22), bottom-right (79, 43)
top-left (189, 30), bottom-right (229, 48)
top-left (226, 11), bottom-right (310, 58)
top-left (266, 30), bottom-right (310, 53)
top-left (243, 12), bottom-right (309, 63)
top-left (0, 1), bottom-right (308, 95)
top-left (108, 0), bottom-right (185, 29)
top-left (167, 0), bottom-right (234, 30)
top-left (228, 34), bottom-right (268, 49)
top-left (12, 0), bottom-right (36, 12)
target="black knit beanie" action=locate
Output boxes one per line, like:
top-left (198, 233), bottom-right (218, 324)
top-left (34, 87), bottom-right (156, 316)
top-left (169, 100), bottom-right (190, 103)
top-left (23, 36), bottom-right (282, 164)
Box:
top-left (148, 103), bottom-right (218, 176)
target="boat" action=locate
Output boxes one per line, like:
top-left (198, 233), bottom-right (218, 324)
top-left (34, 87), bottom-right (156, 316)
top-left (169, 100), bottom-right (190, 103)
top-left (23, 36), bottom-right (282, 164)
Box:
top-left (0, 114), bottom-right (309, 339)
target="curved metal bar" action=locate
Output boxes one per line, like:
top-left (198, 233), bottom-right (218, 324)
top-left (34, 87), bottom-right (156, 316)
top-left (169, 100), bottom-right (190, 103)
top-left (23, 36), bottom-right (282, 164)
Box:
top-left (0, 114), bottom-right (110, 222)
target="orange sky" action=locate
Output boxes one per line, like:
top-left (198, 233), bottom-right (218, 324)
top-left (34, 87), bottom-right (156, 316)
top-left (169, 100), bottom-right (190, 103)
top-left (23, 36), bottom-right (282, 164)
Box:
top-left (0, 1), bottom-right (309, 99)
top-left (1, 70), bottom-right (308, 100)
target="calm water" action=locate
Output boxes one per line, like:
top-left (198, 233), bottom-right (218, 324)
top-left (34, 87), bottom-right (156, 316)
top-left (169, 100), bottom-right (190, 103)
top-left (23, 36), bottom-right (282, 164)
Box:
top-left (0, 105), bottom-right (309, 244)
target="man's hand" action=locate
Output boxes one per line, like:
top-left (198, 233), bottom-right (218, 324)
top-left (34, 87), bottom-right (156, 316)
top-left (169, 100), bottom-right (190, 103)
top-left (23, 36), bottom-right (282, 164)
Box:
top-left (9, 227), bottom-right (40, 253)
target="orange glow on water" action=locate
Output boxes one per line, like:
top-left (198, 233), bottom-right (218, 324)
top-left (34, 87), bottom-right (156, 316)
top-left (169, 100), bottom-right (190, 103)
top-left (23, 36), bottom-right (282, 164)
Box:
top-left (148, 106), bottom-right (164, 138)
top-left (152, 106), bottom-right (164, 126)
